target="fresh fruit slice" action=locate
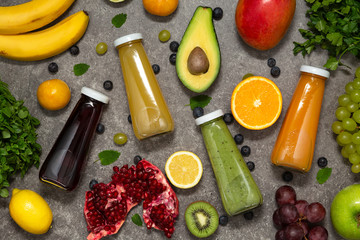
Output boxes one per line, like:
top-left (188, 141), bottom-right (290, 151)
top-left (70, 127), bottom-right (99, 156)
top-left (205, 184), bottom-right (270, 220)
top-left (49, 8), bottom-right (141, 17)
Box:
top-left (84, 159), bottom-right (179, 239)
top-left (9, 188), bottom-right (52, 234)
top-left (185, 201), bottom-right (219, 238)
top-left (231, 76), bottom-right (282, 130)
top-left (165, 151), bottom-right (203, 189)
top-left (37, 79), bottom-right (71, 111)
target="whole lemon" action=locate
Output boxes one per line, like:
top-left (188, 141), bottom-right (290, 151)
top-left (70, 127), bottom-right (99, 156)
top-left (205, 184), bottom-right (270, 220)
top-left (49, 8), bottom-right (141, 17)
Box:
top-left (37, 79), bottom-right (71, 110)
top-left (9, 188), bottom-right (53, 234)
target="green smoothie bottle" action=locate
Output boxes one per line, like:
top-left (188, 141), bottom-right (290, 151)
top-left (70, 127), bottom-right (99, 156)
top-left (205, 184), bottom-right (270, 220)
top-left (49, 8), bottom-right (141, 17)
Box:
top-left (195, 110), bottom-right (263, 216)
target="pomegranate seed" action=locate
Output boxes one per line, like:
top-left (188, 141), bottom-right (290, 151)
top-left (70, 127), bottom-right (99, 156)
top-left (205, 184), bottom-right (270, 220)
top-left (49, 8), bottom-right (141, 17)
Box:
top-left (113, 166), bottom-right (120, 173)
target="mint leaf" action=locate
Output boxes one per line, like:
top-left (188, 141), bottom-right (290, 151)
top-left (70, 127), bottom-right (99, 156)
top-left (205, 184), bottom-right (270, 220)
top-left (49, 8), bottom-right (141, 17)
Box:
top-left (74, 63), bottom-right (90, 76)
top-left (316, 167), bottom-right (332, 184)
top-left (186, 95), bottom-right (212, 110)
top-left (112, 14), bottom-right (127, 28)
top-left (98, 150), bottom-right (121, 166)
top-left (324, 56), bottom-right (339, 70)
top-left (131, 214), bottom-right (143, 226)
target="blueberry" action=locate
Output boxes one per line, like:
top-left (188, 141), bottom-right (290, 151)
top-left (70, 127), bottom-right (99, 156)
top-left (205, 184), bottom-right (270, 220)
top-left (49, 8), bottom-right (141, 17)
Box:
top-left (282, 171), bottom-right (293, 182)
top-left (169, 53), bottom-right (176, 65)
top-left (152, 64), bottom-right (160, 74)
top-left (241, 145), bottom-right (251, 157)
top-left (96, 123), bottom-right (105, 134)
top-left (244, 211), bottom-right (254, 220)
top-left (267, 58), bottom-right (276, 68)
top-left (213, 7), bottom-right (223, 20)
top-left (128, 114), bottom-right (132, 124)
top-left (169, 41), bottom-right (180, 52)
top-left (219, 215), bottom-right (228, 226)
top-left (193, 107), bottom-right (204, 118)
top-left (103, 80), bottom-right (113, 91)
top-left (223, 113), bottom-right (234, 124)
top-left (69, 45), bottom-right (80, 55)
top-left (89, 179), bottom-right (98, 190)
top-left (234, 134), bottom-right (244, 145)
top-left (317, 157), bottom-right (328, 168)
top-left (134, 155), bottom-right (142, 165)
top-left (246, 161), bottom-right (255, 171)
top-left (271, 66), bottom-right (281, 77)
top-left (48, 62), bottom-right (58, 73)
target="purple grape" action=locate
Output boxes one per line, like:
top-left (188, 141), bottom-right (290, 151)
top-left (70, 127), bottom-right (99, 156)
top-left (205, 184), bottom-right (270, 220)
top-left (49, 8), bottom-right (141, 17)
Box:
top-left (279, 204), bottom-right (299, 225)
top-left (273, 209), bottom-right (283, 228)
top-left (275, 185), bottom-right (297, 206)
top-left (275, 229), bottom-right (286, 240)
top-left (284, 223), bottom-right (304, 240)
top-left (298, 221), bottom-right (309, 235)
top-left (305, 202), bottom-right (326, 223)
top-left (308, 226), bottom-right (328, 240)
top-left (295, 200), bottom-right (309, 217)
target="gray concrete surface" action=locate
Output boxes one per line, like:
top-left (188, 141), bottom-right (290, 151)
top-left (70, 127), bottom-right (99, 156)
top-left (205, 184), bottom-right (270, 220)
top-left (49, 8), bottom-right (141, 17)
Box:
top-left (0, 0), bottom-right (358, 239)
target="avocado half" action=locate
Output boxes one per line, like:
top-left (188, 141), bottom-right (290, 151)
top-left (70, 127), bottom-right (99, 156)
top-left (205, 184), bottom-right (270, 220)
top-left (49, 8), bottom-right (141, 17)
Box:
top-left (176, 7), bottom-right (221, 93)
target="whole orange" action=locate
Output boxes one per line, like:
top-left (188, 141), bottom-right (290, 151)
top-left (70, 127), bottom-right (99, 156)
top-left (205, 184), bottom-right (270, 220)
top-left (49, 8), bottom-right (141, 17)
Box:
top-left (37, 79), bottom-right (71, 111)
top-left (143, 0), bottom-right (178, 17)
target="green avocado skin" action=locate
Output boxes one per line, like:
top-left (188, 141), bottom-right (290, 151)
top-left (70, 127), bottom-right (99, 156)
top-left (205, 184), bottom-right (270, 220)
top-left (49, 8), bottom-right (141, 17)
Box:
top-left (176, 6), bottom-right (221, 93)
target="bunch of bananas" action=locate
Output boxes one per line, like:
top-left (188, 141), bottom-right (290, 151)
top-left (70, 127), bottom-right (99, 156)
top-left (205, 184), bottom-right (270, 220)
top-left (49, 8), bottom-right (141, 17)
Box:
top-left (0, 0), bottom-right (89, 61)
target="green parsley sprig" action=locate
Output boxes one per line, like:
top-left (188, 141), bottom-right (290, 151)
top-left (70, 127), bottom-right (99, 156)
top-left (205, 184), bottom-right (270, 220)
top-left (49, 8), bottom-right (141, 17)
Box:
top-left (293, 0), bottom-right (360, 70)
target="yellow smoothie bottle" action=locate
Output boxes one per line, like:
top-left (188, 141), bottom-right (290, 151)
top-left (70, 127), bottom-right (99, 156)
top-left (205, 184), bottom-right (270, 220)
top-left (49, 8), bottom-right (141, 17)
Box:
top-left (114, 33), bottom-right (174, 140)
top-left (271, 65), bottom-right (330, 172)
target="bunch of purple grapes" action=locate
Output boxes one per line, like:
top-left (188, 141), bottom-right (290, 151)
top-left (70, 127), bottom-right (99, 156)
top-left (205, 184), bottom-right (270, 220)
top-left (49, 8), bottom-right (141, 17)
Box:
top-left (273, 185), bottom-right (328, 240)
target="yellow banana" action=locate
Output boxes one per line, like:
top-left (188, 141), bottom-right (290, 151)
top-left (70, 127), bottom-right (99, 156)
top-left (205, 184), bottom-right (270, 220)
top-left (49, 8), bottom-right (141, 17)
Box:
top-left (0, 11), bottom-right (89, 61)
top-left (0, 0), bottom-right (75, 35)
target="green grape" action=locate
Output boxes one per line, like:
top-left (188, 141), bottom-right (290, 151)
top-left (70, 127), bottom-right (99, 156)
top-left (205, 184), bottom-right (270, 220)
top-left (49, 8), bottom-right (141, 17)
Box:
top-left (356, 66), bottom-right (360, 78)
top-left (336, 107), bottom-right (351, 120)
top-left (345, 143), bottom-right (357, 154)
top-left (345, 82), bottom-right (355, 94)
top-left (352, 132), bottom-right (360, 144)
top-left (338, 94), bottom-right (352, 106)
top-left (350, 90), bottom-right (360, 103)
top-left (349, 153), bottom-right (360, 165)
top-left (353, 110), bottom-right (360, 123)
top-left (337, 131), bottom-right (353, 145)
top-left (113, 133), bottom-right (128, 145)
top-left (356, 144), bottom-right (360, 154)
top-left (332, 121), bottom-right (343, 134)
top-left (242, 73), bottom-right (254, 80)
top-left (351, 164), bottom-right (360, 173)
top-left (96, 42), bottom-right (108, 55)
top-left (337, 137), bottom-right (345, 147)
top-left (342, 118), bottom-right (357, 131)
top-left (158, 30), bottom-right (171, 42)
top-left (341, 147), bottom-right (349, 158)
top-left (347, 102), bottom-right (359, 112)
top-left (353, 79), bottom-right (360, 90)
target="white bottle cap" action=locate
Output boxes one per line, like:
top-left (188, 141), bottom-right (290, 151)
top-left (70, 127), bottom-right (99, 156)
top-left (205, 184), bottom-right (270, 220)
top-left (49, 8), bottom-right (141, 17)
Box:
top-left (81, 87), bottom-right (110, 104)
top-left (195, 110), bottom-right (224, 126)
top-left (114, 33), bottom-right (143, 47)
top-left (300, 65), bottom-right (330, 79)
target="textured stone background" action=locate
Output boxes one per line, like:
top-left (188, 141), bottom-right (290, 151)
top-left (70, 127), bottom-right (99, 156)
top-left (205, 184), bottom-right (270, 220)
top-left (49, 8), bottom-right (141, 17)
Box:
top-left (0, 0), bottom-right (357, 239)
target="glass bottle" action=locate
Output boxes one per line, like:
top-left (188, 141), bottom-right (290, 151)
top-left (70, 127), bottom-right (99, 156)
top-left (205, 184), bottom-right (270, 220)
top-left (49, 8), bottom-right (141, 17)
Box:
top-left (39, 87), bottom-right (109, 190)
top-left (271, 65), bottom-right (330, 172)
top-left (114, 33), bottom-right (174, 140)
top-left (196, 110), bottom-right (263, 216)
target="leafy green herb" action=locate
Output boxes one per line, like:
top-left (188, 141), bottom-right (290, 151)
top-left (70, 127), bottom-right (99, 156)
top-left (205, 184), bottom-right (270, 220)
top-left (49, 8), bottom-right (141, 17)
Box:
top-left (0, 80), bottom-right (41, 198)
top-left (97, 150), bottom-right (121, 166)
top-left (131, 214), bottom-right (143, 226)
top-left (112, 14), bottom-right (127, 28)
top-left (74, 63), bottom-right (90, 76)
top-left (186, 95), bottom-right (212, 110)
top-left (316, 167), bottom-right (332, 184)
top-left (293, 0), bottom-right (360, 70)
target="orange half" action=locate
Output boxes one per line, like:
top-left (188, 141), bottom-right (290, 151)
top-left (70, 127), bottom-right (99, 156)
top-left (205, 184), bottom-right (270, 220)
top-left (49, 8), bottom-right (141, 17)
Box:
top-left (231, 76), bottom-right (282, 130)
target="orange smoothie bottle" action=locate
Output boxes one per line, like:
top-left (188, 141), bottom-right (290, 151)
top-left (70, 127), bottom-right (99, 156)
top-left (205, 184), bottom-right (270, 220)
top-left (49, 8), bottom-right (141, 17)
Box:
top-left (114, 33), bottom-right (174, 140)
top-left (271, 65), bottom-right (330, 172)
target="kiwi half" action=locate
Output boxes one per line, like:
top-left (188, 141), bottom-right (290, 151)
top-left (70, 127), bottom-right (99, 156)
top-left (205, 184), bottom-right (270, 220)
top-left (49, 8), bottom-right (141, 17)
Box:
top-left (185, 201), bottom-right (219, 238)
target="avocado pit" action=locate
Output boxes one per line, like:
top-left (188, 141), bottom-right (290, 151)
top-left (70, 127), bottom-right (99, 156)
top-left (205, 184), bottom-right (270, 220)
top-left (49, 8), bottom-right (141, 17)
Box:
top-left (187, 47), bottom-right (209, 75)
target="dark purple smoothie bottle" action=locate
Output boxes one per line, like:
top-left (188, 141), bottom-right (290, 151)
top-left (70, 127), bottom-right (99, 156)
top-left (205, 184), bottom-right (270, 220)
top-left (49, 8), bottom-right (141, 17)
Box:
top-left (39, 87), bottom-right (109, 191)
